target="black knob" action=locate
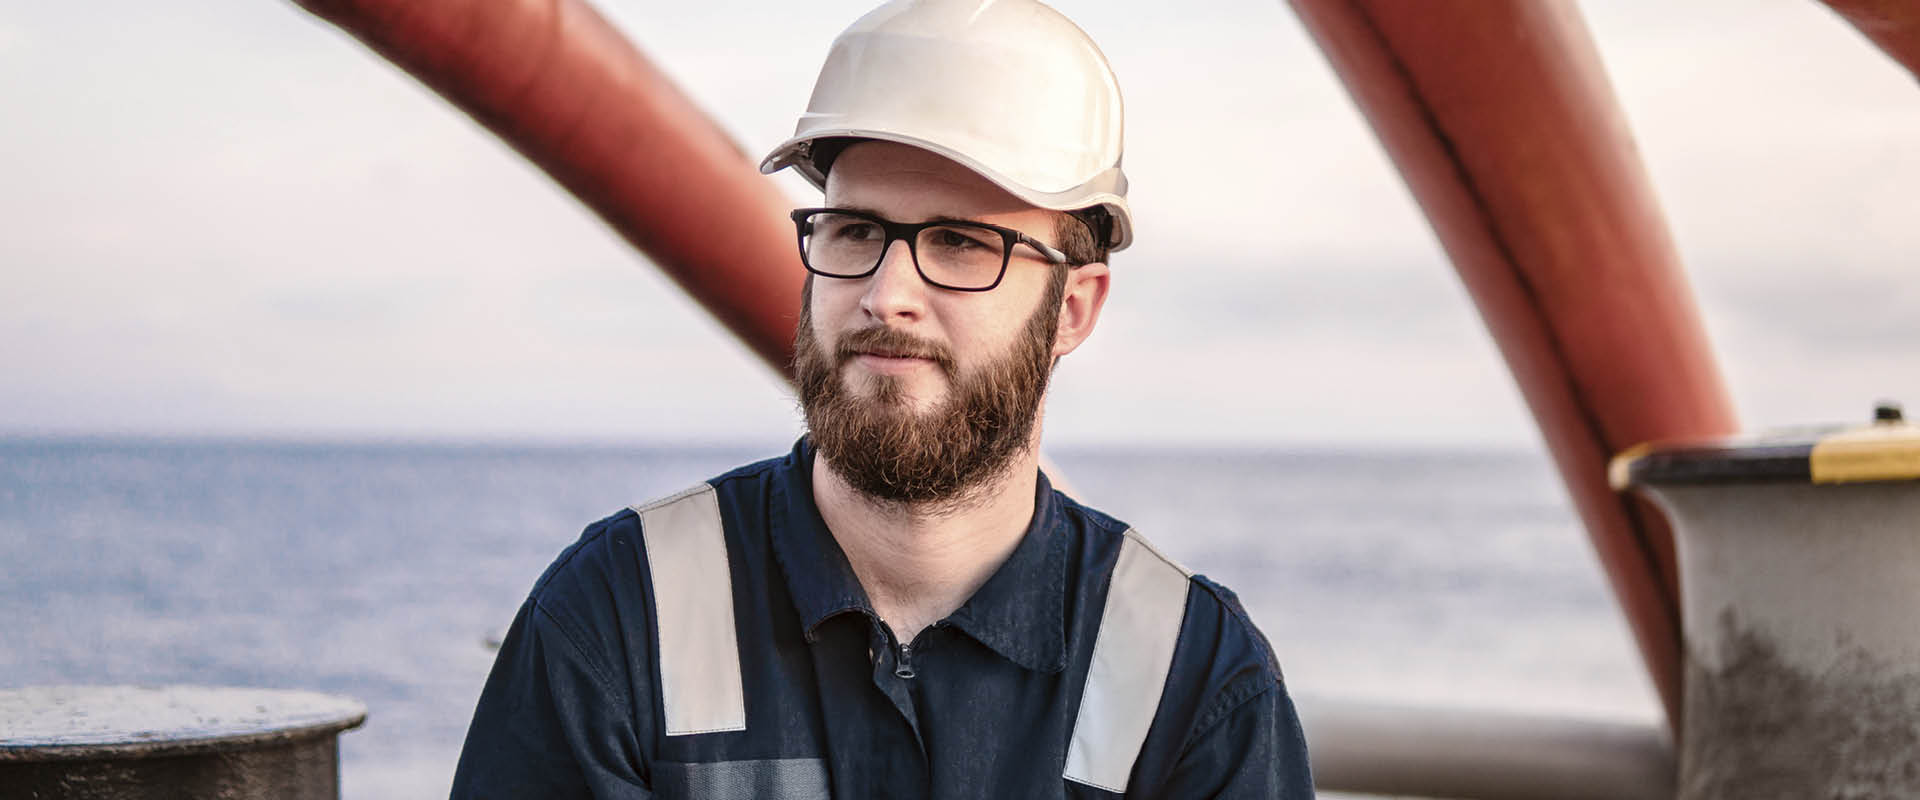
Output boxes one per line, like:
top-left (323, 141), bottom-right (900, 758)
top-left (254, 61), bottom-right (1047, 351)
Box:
top-left (1874, 401), bottom-right (1903, 423)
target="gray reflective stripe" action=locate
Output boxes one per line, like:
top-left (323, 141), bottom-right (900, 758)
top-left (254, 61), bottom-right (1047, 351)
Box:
top-left (652, 758), bottom-right (829, 799)
top-left (633, 484), bottom-right (747, 736)
top-left (1064, 529), bottom-right (1194, 793)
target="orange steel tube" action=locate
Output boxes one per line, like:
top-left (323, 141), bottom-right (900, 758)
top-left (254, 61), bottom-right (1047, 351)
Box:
top-left (1820, 0), bottom-right (1920, 82)
top-left (293, 0), bottom-right (805, 377)
top-left (1287, 0), bottom-right (1741, 730)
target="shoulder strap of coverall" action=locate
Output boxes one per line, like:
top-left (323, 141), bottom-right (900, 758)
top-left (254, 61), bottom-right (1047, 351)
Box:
top-left (1064, 528), bottom-right (1194, 794)
top-left (632, 483), bottom-right (746, 736)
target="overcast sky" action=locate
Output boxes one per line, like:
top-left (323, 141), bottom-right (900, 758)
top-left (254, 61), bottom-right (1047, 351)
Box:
top-left (3, 0), bottom-right (1916, 448)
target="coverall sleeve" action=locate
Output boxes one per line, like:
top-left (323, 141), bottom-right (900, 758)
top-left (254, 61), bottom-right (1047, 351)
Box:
top-left (1154, 675), bottom-right (1316, 799)
top-left (450, 598), bottom-right (653, 800)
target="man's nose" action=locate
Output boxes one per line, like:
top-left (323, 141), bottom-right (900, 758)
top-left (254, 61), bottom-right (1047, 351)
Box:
top-left (859, 239), bottom-right (928, 322)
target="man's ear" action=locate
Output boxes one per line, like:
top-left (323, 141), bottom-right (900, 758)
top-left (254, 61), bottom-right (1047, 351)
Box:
top-left (1051, 262), bottom-right (1110, 358)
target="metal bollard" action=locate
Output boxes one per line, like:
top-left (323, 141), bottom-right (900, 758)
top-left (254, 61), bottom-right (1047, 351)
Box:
top-left (1613, 402), bottom-right (1920, 798)
top-left (0, 686), bottom-right (365, 800)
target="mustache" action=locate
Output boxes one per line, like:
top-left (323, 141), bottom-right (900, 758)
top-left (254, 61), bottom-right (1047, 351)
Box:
top-left (835, 326), bottom-right (957, 375)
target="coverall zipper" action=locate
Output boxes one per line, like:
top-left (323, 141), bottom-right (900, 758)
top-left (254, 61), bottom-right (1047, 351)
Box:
top-left (894, 642), bottom-right (916, 679)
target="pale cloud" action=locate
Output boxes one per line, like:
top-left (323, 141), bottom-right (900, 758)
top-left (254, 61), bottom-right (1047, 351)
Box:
top-left (1585, 0), bottom-right (1920, 275)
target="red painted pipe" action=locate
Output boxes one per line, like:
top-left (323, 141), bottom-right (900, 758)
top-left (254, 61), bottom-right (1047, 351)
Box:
top-left (292, 0), bottom-right (805, 377)
top-left (1287, 0), bottom-right (1742, 731)
top-left (1822, 0), bottom-right (1920, 82)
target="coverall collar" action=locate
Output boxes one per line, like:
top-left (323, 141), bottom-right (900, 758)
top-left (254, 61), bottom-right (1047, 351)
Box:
top-left (772, 437), bottom-right (1069, 674)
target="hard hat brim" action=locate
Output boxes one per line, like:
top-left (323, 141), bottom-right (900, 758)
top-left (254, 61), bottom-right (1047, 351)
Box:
top-left (761, 130), bottom-right (1133, 252)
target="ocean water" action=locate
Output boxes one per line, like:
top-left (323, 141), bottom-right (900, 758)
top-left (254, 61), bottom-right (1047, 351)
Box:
top-left (0, 437), bottom-right (1660, 798)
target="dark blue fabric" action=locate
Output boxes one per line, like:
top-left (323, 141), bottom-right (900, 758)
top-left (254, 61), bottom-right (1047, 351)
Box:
top-left (452, 439), bottom-right (1313, 798)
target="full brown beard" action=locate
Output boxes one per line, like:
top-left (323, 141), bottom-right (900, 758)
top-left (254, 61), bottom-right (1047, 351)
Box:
top-left (794, 276), bottom-right (1064, 508)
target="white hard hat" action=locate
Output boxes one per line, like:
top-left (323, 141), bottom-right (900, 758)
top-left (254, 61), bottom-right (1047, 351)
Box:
top-left (760, 0), bottom-right (1133, 251)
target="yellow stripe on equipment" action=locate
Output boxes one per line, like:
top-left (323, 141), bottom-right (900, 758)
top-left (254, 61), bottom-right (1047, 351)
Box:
top-left (1810, 425), bottom-right (1920, 484)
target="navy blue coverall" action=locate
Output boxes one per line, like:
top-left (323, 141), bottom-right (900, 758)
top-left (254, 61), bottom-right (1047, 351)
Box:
top-left (452, 438), bottom-right (1313, 798)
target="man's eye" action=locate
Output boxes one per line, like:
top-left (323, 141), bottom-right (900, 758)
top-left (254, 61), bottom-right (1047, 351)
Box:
top-left (832, 222), bottom-right (880, 241)
top-left (931, 229), bottom-right (992, 250)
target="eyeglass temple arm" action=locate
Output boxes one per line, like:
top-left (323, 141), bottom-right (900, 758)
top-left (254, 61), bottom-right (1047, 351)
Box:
top-left (1017, 233), bottom-right (1071, 265)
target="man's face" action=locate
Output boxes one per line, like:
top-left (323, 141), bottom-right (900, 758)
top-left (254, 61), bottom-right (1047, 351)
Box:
top-left (795, 141), bottom-right (1070, 506)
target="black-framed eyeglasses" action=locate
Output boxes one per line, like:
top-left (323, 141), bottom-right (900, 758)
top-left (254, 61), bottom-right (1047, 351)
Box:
top-left (789, 207), bottom-right (1070, 292)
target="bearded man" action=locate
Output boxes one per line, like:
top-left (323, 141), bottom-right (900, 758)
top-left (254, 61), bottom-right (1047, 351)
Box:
top-left (452, 1), bottom-right (1312, 797)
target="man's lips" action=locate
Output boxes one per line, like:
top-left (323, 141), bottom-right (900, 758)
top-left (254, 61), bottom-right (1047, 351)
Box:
top-left (852, 350), bottom-right (936, 375)
top-left (857, 346), bottom-right (932, 360)
top-left (833, 326), bottom-right (955, 375)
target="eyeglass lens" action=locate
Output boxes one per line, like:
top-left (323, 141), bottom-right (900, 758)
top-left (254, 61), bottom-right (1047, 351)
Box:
top-left (803, 212), bottom-right (1006, 290)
